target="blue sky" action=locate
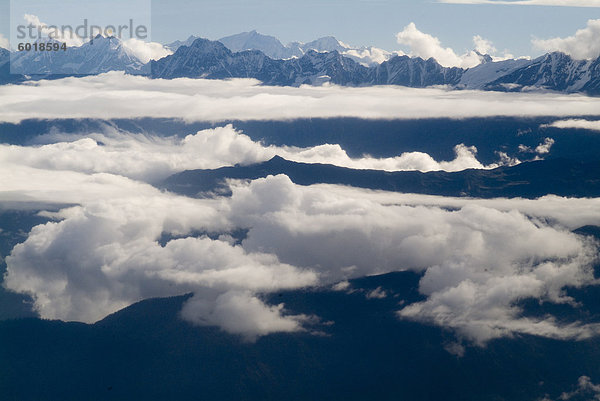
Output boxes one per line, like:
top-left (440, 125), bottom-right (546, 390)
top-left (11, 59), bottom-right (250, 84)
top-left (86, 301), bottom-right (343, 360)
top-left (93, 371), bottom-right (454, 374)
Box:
top-left (1, 0), bottom-right (599, 57)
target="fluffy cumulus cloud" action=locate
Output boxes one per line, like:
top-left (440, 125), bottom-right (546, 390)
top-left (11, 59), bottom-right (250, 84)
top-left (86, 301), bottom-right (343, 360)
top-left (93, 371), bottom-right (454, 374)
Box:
top-left (543, 119), bottom-right (600, 131)
top-left (3, 73), bottom-right (600, 124)
top-left (534, 137), bottom-right (555, 154)
top-left (121, 38), bottom-right (173, 63)
top-left (533, 19), bottom-right (600, 60)
top-left (181, 291), bottom-right (312, 341)
top-left (473, 35), bottom-right (496, 55)
top-left (396, 23), bottom-right (484, 68)
top-left (395, 24), bottom-right (514, 67)
top-left (0, 125), bottom-right (508, 183)
top-left (3, 189), bottom-right (317, 329)
top-left (23, 14), bottom-right (85, 47)
top-left (4, 166), bottom-right (600, 343)
top-left (342, 46), bottom-right (403, 66)
top-left (517, 137), bottom-right (555, 157)
top-left (226, 178), bottom-right (600, 343)
top-left (542, 376), bottom-right (600, 401)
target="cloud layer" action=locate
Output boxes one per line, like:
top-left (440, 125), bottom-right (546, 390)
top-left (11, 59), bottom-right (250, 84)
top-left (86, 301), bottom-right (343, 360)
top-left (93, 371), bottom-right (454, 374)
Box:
top-left (3, 73), bottom-right (600, 124)
top-left (543, 119), bottom-right (600, 131)
top-left (2, 72), bottom-right (600, 344)
top-left (3, 163), bottom-right (600, 343)
top-left (0, 125), bottom-right (511, 184)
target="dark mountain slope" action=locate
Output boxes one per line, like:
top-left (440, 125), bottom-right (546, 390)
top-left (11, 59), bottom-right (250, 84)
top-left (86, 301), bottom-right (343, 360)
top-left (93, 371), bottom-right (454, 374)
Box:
top-left (2, 271), bottom-right (600, 401)
top-left (162, 156), bottom-right (600, 199)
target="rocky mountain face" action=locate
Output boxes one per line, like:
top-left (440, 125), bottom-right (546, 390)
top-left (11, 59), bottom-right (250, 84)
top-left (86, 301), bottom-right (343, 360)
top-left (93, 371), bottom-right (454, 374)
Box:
top-left (151, 38), bottom-right (371, 86)
top-left (371, 55), bottom-right (464, 87)
top-left (485, 52), bottom-right (600, 94)
top-left (0, 47), bottom-right (25, 84)
top-left (152, 38), bottom-right (464, 87)
top-left (153, 38), bottom-right (600, 94)
top-left (458, 58), bottom-right (532, 89)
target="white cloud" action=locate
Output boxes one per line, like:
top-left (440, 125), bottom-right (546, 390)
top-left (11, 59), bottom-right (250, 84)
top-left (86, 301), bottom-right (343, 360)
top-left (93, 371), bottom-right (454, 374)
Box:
top-left (396, 23), bottom-right (484, 68)
top-left (560, 376), bottom-right (600, 400)
top-left (543, 376), bottom-right (600, 401)
top-left (342, 47), bottom-right (404, 66)
top-left (21, 14), bottom-right (171, 62)
top-left (3, 188), bottom-right (317, 328)
top-left (321, 190), bottom-right (600, 230)
top-left (3, 171), bottom-right (600, 343)
top-left (444, 342), bottom-right (466, 357)
top-left (0, 126), bottom-right (510, 185)
top-left (285, 143), bottom-right (495, 172)
top-left (366, 287), bottom-right (387, 299)
top-left (535, 137), bottom-right (555, 154)
top-left (228, 177), bottom-right (600, 344)
top-left (473, 35), bottom-right (497, 55)
top-left (533, 19), bottom-right (600, 60)
top-left (23, 14), bottom-right (84, 47)
top-left (543, 119), bottom-right (600, 131)
top-left (122, 38), bottom-right (173, 63)
top-left (438, 0), bottom-right (600, 7)
top-left (517, 137), bottom-right (555, 156)
top-left (0, 125), bottom-right (276, 183)
top-left (394, 24), bottom-right (512, 67)
top-left (3, 73), bottom-right (600, 124)
top-left (2, 71), bottom-right (600, 343)
top-left (332, 281), bottom-right (351, 291)
top-left (0, 34), bottom-right (9, 50)
top-left (181, 291), bottom-right (309, 342)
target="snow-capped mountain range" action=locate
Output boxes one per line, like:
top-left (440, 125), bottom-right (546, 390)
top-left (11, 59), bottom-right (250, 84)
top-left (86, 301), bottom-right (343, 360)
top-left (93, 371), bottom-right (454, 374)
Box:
top-left (2, 32), bottom-right (600, 95)
top-left (154, 38), bottom-right (370, 86)
top-left (167, 31), bottom-right (397, 67)
top-left (154, 37), bottom-right (600, 94)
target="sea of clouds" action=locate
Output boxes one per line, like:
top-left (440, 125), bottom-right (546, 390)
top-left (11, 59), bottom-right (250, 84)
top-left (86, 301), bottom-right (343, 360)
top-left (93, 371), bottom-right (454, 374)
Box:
top-left (2, 73), bottom-right (600, 345)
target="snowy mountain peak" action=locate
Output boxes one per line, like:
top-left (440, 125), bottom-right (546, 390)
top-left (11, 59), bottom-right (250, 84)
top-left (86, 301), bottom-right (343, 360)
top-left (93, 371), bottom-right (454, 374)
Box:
top-left (218, 30), bottom-right (298, 59)
top-left (166, 35), bottom-right (200, 52)
top-left (186, 38), bottom-right (232, 57)
top-left (474, 51), bottom-right (494, 64)
top-left (303, 36), bottom-right (348, 53)
top-left (9, 34), bottom-right (146, 76)
top-left (88, 35), bottom-right (123, 50)
top-left (215, 31), bottom-right (394, 66)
